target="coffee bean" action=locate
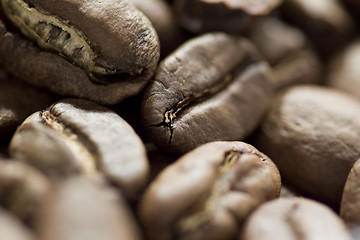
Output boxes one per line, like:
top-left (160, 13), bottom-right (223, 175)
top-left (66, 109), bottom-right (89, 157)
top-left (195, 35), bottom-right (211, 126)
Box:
top-left (0, 160), bottom-right (51, 227)
top-left (255, 85), bottom-right (360, 208)
top-left (327, 40), bottom-right (360, 99)
top-left (241, 197), bottom-right (352, 240)
top-left (9, 99), bottom-right (149, 199)
top-left (173, 0), bottom-right (283, 33)
top-left (0, 208), bottom-right (36, 240)
top-left (280, 0), bottom-right (354, 58)
top-left (140, 141), bottom-right (281, 240)
top-left (0, 0), bottom-right (160, 104)
top-left (341, 158), bottom-right (360, 227)
top-left (248, 17), bottom-right (322, 91)
top-left (142, 32), bottom-right (272, 155)
top-left (38, 176), bottom-right (141, 240)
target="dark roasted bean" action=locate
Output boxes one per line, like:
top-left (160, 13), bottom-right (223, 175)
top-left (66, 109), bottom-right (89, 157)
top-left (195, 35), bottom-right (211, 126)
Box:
top-left (9, 99), bottom-right (149, 199)
top-left (140, 141), bottom-right (281, 240)
top-left (142, 32), bottom-right (272, 155)
top-left (255, 85), bottom-right (360, 208)
top-left (0, 0), bottom-right (160, 104)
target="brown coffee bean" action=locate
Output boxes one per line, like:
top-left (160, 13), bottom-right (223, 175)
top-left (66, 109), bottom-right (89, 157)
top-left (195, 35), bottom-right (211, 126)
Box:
top-left (38, 176), bottom-right (141, 240)
top-left (241, 197), bottom-right (352, 240)
top-left (248, 17), bottom-right (322, 91)
top-left (0, 208), bottom-right (36, 240)
top-left (280, 0), bottom-right (354, 57)
top-left (142, 32), bottom-right (272, 155)
top-left (0, 160), bottom-right (51, 227)
top-left (255, 85), bottom-right (360, 208)
top-left (341, 158), bottom-right (360, 227)
top-left (9, 99), bottom-right (149, 199)
top-left (0, 0), bottom-right (160, 104)
top-left (173, 0), bottom-right (283, 33)
top-left (0, 74), bottom-right (57, 142)
top-left (140, 141), bottom-right (281, 240)
top-left (327, 40), bottom-right (360, 98)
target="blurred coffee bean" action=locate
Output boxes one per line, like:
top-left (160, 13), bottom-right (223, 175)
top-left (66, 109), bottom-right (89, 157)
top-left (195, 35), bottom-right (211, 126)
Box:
top-left (327, 40), bottom-right (360, 98)
top-left (341, 158), bottom-right (360, 227)
top-left (0, 160), bottom-right (51, 227)
top-left (140, 141), bottom-right (281, 240)
top-left (248, 17), bottom-right (322, 90)
top-left (142, 32), bottom-right (272, 155)
top-left (0, 208), bottom-right (37, 240)
top-left (0, 0), bottom-right (160, 104)
top-left (9, 99), bottom-right (149, 200)
top-left (129, 0), bottom-right (185, 58)
top-left (255, 85), bottom-right (360, 208)
top-left (280, 0), bottom-right (354, 58)
top-left (173, 0), bottom-right (283, 33)
top-left (0, 74), bottom-right (57, 143)
top-left (38, 176), bottom-right (141, 240)
top-left (241, 197), bottom-right (352, 240)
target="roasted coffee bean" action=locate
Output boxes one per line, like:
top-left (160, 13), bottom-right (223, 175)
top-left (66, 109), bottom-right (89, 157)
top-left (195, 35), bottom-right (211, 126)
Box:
top-left (9, 99), bottom-right (149, 199)
top-left (0, 74), bottom-right (57, 142)
top-left (341, 158), bottom-right (360, 227)
top-left (241, 197), bottom-right (352, 240)
top-left (0, 0), bottom-right (160, 104)
top-left (255, 85), bottom-right (360, 208)
top-left (0, 160), bottom-right (51, 227)
top-left (140, 141), bottom-right (281, 240)
top-left (173, 0), bottom-right (283, 34)
top-left (38, 176), bottom-right (141, 240)
top-left (280, 0), bottom-right (354, 57)
top-left (327, 40), bottom-right (360, 98)
top-left (0, 208), bottom-right (36, 240)
top-left (248, 17), bottom-right (322, 91)
top-left (142, 32), bottom-right (272, 155)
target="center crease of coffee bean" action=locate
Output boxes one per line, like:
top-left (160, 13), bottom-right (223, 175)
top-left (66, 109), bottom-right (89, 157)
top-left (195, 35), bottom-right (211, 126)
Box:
top-left (1, 0), bottom-right (127, 80)
top-left (175, 151), bottom-right (247, 234)
top-left (150, 59), bottom-right (254, 148)
top-left (40, 109), bottom-right (98, 175)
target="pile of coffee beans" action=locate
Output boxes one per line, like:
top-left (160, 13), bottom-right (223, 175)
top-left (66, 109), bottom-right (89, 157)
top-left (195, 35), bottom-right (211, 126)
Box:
top-left (1, 0), bottom-right (360, 239)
